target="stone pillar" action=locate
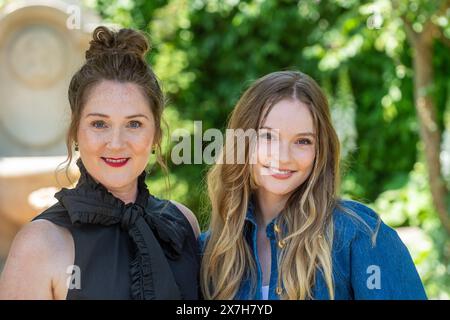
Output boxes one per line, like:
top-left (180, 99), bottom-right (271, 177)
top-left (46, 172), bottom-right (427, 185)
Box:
top-left (0, 0), bottom-right (100, 261)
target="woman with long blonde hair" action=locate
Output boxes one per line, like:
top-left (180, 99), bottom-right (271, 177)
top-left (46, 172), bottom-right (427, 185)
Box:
top-left (200, 70), bottom-right (427, 300)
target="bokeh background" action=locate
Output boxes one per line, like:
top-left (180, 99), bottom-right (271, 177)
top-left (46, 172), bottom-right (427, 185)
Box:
top-left (0, 0), bottom-right (449, 299)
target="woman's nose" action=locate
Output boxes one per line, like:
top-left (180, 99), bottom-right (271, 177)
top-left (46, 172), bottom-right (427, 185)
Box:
top-left (274, 141), bottom-right (290, 165)
top-left (107, 128), bottom-right (126, 150)
top-left (265, 140), bottom-right (290, 168)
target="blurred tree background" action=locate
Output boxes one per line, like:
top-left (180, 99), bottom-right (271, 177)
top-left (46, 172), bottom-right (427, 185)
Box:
top-left (85, 0), bottom-right (450, 298)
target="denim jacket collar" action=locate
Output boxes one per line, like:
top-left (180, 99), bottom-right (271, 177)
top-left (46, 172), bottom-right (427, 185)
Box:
top-left (244, 197), bottom-right (279, 241)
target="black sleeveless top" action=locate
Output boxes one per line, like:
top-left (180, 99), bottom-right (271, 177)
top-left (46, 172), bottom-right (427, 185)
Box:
top-left (33, 160), bottom-right (200, 300)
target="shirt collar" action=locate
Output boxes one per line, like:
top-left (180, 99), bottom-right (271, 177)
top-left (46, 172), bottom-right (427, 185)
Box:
top-left (244, 195), bottom-right (280, 237)
top-left (244, 197), bottom-right (258, 227)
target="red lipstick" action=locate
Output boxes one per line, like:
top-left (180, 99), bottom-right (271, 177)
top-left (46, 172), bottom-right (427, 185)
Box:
top-left (101, 157), bottom-right (130, 168)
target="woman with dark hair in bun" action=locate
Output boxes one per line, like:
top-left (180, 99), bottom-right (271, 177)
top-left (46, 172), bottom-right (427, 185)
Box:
top-left (0, 26), bottom-right (200, 300)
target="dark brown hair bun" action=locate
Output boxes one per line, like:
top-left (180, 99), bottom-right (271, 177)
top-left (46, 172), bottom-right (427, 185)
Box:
top-left (85, 26), bottom-right (150, 60)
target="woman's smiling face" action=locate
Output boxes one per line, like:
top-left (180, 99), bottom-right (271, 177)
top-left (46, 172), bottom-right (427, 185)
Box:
top-left (77, 80), bottom-right (155, 192)
top-left (253, 98), bottom-right (316, 199)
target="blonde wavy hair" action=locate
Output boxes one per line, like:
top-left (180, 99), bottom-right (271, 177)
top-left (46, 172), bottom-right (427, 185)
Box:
top-left (201, 70), bottom-right (343, 300)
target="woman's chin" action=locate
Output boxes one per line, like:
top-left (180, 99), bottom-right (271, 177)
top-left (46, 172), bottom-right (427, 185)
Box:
top-left (259, 183), bottom-right (296, 198)
top-left (97, 175), bottom-right (135, 191)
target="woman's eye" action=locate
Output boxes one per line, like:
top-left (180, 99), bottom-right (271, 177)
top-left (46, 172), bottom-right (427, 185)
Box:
top-left (91, 120), bottom-right (107, 129)
top-left (296, 138), bottom-right (312, 145)
top-left (128, 120), bottom-right (142, 129)
top-left (259, 132), bottom-right (272, 140)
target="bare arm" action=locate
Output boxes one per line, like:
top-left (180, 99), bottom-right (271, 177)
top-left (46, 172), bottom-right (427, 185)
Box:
top-left (0, 220), bottom-right (73, 300)
top-left (170, 200), bottom-right (201, 239)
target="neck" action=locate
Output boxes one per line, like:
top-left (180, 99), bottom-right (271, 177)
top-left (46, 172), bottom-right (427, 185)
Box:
top-left (254, 189), bottom-right (290, 229)
top-left (108, 181), bottom-right (139, 204)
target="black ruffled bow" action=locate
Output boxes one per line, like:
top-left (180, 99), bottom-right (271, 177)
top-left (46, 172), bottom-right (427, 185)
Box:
top-left (55, 159), bottom-right (185, 299)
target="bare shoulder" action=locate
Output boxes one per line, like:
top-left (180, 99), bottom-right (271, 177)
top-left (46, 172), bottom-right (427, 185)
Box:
top-left (169, 200), bottom-right (201, 239)
top-left (11, 219), bottom-right (72, 256)
top-left (0, 219), bottom-right (73, 299)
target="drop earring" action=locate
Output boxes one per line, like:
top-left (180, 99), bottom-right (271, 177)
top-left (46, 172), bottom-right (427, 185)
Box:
top-left (75, 142), bottom-right (79, 151)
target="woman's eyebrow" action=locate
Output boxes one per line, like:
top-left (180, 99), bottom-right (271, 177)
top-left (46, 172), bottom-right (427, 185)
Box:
top-left (260, 126), bottom-right (315, 136)
top-left (125, 114), bottom-right (149, 119)
top-left (85, 113), bottom-right (149, 120)
top-left (295, 132), bottom-right (315, 137)
top-left (86, 113), bottom-right (109, 118)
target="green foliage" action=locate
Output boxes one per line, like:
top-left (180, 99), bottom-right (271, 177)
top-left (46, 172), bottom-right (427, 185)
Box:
top-left (371, 162), bottom-right (450, 298)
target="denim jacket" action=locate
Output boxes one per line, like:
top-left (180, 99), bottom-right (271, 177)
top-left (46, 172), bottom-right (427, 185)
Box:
top-left (199, 200), bottom-right (427, 300)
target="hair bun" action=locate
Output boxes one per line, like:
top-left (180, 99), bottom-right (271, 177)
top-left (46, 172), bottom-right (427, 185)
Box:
top-left (86, 26), bottom-right (150, 60)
